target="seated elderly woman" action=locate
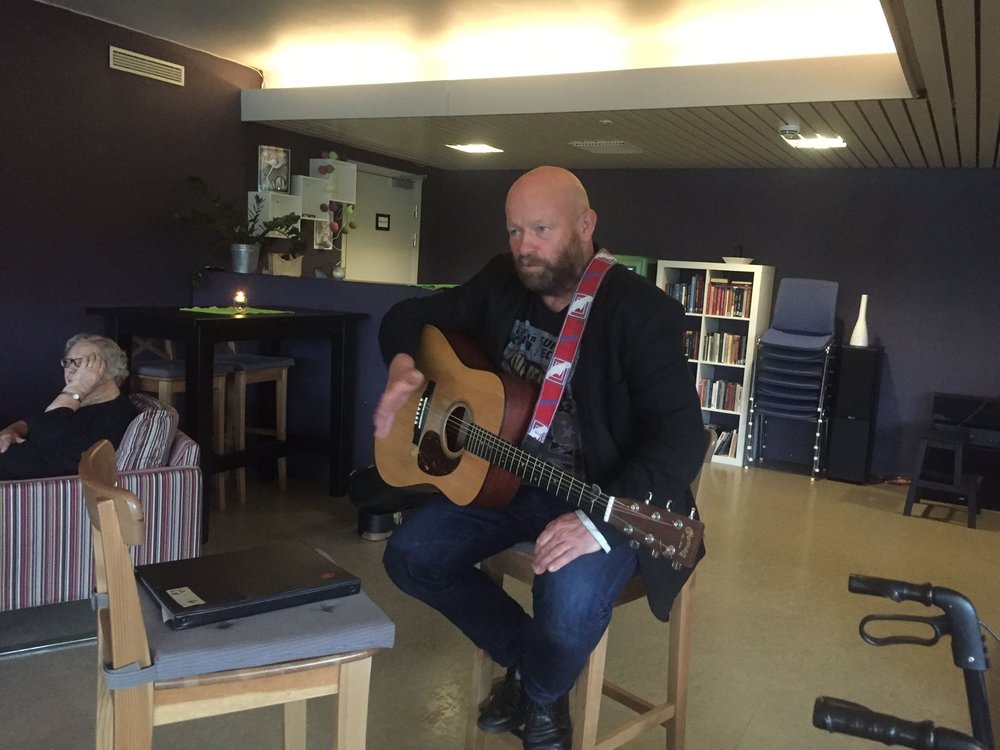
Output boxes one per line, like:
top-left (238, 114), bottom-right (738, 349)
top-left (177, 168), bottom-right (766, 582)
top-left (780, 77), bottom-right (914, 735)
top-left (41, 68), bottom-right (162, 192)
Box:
top-left (0, 334), bottom-right (137, 480)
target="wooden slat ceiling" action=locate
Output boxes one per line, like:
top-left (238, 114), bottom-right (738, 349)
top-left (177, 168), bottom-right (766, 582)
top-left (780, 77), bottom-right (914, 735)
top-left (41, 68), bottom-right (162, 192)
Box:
top-left (257, 1), bottom-right (999, 170)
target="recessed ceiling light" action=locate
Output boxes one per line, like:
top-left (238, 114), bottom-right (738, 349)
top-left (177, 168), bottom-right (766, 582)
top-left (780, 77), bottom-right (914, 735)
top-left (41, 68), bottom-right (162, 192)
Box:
top-left (778, 122), bottom-right (847, 149)
top-left (446, 143), bottom-right (504, 153)
top-left (569, 140), bottom-right (644, 154)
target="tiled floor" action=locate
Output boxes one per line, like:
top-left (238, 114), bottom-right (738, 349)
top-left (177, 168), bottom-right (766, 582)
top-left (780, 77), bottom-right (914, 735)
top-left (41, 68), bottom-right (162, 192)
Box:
top-left (1, 464), bottom-right (997, 749)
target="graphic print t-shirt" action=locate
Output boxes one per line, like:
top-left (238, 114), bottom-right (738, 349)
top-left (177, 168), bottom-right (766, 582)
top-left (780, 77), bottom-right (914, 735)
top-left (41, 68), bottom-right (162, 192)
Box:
top-left (499, 296), bottom-right (583, 478)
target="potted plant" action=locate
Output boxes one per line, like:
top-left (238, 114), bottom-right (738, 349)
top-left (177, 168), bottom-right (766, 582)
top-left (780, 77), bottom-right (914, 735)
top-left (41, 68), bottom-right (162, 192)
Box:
top-left (174, 176), bottom-right (305, 274)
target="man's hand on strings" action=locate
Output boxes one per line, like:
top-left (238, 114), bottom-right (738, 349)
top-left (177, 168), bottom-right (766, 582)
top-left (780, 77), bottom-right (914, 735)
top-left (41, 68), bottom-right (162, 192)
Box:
top-left (373, 353), bottom-right (426, 438)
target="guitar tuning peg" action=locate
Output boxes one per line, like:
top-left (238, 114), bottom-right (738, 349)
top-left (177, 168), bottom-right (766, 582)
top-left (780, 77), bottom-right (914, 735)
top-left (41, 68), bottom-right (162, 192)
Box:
top-left (689, 508), bottom-right (697, 519)
top-left (644, 491), bottom-right (653, 504)
top-left (671, 561), bottom-right (682, 571)
top-left (664, 500), bottom-right (673, 512)
top-left (629, 540), bottom-right (640, 550)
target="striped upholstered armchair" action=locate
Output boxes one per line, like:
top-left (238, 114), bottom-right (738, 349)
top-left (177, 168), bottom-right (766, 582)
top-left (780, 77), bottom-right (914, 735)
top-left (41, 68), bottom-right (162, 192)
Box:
top-left (0, 394), bottom-right (202, 612)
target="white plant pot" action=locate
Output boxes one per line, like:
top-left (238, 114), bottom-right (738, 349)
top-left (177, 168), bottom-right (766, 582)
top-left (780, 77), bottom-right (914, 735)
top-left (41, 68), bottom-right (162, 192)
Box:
top-left (267, 254), bottom-right (304, 277)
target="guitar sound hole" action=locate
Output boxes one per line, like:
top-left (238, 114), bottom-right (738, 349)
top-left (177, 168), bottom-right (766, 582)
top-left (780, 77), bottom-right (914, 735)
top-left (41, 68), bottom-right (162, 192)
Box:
top-left (443, 404), bottom-right (471, 455)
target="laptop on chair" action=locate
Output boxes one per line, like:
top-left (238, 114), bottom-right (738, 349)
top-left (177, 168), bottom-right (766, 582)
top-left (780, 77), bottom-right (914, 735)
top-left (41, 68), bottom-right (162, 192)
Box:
top-left (135, 540), bottom-right (361, 630)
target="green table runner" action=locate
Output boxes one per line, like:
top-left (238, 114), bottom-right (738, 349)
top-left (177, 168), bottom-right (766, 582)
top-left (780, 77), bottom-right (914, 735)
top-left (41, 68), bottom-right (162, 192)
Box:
top-left (180, 306), bottom-right (290, 315)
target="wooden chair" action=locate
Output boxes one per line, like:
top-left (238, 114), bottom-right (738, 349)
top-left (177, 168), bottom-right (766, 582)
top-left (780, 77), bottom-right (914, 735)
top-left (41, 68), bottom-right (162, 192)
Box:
top-left (467, 428), bottom-right (717, 750)
top-left (80, 439), bottom-right (394, 750)
top-left (131, 339), bottom-right (294, 507)
top-left (130, 338), bottom-right (232, 507)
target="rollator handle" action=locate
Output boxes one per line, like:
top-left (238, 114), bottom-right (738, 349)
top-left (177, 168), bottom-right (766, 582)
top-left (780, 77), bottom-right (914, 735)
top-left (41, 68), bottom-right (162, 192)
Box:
top-left (849, 574), bottom-right (932, 603)
top-left (848, 574), bottom-right (989, 672)
top-left (813, 697), bottom-right (987, 750)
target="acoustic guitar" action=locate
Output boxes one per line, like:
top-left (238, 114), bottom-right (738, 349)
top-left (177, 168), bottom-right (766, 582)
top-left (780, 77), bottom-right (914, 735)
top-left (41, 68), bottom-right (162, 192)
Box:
top-left (374, 325), bottom-right (704, 566)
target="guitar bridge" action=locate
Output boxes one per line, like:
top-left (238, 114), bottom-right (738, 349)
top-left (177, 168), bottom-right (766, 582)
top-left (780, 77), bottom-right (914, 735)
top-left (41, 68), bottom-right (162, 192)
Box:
top-left (412, 381), bottom-right (435, 446)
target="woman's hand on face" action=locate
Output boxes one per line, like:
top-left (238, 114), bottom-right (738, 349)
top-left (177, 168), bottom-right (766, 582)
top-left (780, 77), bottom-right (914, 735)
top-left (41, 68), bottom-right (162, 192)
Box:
top-left (65, 353), bottom-right (107, 395)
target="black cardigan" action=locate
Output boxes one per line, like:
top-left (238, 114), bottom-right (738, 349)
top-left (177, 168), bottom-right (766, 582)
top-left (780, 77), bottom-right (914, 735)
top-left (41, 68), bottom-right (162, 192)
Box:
top-left (379, 253), bottom-right (706, 619)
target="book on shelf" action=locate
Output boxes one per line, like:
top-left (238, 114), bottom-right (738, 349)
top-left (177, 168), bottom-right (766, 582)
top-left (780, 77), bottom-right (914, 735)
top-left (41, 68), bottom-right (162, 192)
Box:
top-left (713, 429), bottom-right (736, 456)
top-left (700, 332), bottom-right (747, 365)
top-left (705, 279), bottom-right (753, 318)
top-left (663, 274), bottom-right (705, 314)
top-left (698, 377), bottom-right (743, 410)
top-left (682, 329), bottom-right (700, 360)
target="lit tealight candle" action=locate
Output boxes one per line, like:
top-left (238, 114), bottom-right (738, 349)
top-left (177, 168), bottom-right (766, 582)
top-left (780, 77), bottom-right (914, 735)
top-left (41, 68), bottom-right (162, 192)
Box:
top-left (234, 290), bottom-right (247, 313)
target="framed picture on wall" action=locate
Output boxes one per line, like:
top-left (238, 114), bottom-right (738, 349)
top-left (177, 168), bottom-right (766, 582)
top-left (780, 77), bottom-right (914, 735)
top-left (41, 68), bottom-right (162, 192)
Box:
top-left (312, 218), bottom-right (333, 250)
top-left (258, 145), bottom-right (291, 193)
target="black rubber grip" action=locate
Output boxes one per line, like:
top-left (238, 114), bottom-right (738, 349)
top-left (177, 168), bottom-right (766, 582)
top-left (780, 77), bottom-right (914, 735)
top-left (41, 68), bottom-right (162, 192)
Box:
top-left (813, 697), bottom-right (984, 749)
top-left (849, 574), bottom-right (932, 604)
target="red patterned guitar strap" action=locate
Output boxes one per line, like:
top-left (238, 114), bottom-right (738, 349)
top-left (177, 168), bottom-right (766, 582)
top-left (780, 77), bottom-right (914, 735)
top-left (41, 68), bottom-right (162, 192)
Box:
top-left (524, 249), bottom-right (616, 450)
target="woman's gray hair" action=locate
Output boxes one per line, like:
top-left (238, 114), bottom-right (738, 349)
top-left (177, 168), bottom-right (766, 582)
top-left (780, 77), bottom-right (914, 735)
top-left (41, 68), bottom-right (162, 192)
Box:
top-left (64, 333), bottom-right (129, 386)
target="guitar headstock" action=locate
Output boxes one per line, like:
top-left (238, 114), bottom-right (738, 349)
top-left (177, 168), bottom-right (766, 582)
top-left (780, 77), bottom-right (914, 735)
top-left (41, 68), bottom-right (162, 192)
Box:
top-left (609, 499), bottom-right (704, 568)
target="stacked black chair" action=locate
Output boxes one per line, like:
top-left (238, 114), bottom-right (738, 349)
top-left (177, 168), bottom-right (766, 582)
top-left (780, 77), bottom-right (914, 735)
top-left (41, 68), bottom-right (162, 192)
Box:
top-left (744, 278), bottom-right (839, 480)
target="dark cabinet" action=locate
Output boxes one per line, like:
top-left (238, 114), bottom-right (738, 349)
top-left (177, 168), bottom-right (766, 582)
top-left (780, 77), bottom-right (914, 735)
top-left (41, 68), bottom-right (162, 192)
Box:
top-left (827, 345), bottom-right (883, 483)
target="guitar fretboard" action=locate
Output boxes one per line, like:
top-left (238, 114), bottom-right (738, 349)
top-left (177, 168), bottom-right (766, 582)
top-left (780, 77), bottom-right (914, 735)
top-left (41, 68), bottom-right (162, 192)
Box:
top-left (461, 419), bottom-right (607, 516)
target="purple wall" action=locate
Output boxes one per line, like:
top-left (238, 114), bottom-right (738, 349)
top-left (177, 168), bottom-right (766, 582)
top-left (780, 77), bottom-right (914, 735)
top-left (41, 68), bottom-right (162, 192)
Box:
top-left (1, 0), bottom-right (424, 431)
top-left (420, 169), bottom-right (1000, 483)
top-left (4, 0), bottom-right (998, 488)
top-left (3, 0), bottom-right (260, 422)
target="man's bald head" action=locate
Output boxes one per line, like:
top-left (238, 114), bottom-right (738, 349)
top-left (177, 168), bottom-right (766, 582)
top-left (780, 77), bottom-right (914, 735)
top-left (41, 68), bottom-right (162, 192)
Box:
top-left (506, 166), bottom-right (591, 219)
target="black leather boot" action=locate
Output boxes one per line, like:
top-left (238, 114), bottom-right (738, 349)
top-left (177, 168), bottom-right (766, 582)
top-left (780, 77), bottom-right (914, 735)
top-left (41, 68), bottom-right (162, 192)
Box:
top-left (477, 667), bottom-right (527, 733)
top-left (521, 692), bottom-right (572, 750)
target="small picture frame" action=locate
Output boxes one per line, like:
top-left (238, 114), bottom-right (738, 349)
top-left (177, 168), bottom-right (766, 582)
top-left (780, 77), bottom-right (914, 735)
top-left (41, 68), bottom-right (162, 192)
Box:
top-left (376, 213), bottom-right (391, 231)
top-left (258, 145), bottom-right (291, 193)
top-left (312, 219), bottom-right (333, 250)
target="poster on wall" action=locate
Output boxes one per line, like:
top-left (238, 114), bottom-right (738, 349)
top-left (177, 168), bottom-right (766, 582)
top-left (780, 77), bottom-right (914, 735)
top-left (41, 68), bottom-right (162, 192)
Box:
top-left (258, 145), bottom-right (290, 193)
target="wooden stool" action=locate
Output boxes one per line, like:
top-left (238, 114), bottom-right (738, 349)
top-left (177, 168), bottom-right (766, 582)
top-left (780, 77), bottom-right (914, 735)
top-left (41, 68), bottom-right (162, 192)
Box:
top-left (131, 361), bottom-right (231, 507)
top-left (903, 428), bottom-right (983, 528)
top-left (217, 352), bottom-right (293, 505)
top-left (467, 549), bottom-right (695, 750)
top-left (467, 427), bottom-right (716, 750)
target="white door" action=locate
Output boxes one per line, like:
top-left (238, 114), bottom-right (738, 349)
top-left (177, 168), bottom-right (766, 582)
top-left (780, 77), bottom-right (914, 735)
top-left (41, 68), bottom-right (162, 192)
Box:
top-left (345, 165), bottom-right (422, 284)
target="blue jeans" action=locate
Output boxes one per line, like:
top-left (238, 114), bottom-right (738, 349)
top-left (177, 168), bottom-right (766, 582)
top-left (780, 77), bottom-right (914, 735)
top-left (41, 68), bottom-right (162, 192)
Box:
top-left (383, 486), bottom-right (638, 704)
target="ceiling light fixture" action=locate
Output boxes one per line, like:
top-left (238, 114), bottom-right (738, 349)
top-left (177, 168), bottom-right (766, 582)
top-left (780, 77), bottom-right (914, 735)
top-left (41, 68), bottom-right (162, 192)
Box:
top-left (446, 143), bottom-right (503, 153)
top-left (778, 122), bottom-right (847, 149)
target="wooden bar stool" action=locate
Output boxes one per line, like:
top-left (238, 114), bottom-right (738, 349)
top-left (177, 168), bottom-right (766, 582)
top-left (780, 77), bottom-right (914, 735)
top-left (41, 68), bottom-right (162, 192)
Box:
top-left (215, 351), bottom-right (294, 505)
top-left (131, 353), bottom-right (233, 507)
top-left (468, 552), bottom-right (695, 750)
top-left (467, 428), bottom-right (715, 750)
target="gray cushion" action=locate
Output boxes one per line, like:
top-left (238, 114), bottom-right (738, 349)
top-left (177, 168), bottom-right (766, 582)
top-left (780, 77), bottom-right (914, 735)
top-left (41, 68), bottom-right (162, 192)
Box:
top-left (103, 589), bottom-right (394, 688)
top-left (214, 353), bottom-right (295, 371)
top-left (134, 359), bottom-right (238, 378)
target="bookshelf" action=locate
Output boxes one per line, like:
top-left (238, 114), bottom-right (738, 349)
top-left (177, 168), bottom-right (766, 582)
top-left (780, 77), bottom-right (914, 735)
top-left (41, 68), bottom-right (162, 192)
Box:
top-left (656, 260), bottom-right (774, 465)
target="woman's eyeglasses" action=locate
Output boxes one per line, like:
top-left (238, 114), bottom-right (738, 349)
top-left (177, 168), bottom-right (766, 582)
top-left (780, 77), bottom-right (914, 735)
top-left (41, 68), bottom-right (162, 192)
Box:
top-left (60, 357), bottom-right (84, 369)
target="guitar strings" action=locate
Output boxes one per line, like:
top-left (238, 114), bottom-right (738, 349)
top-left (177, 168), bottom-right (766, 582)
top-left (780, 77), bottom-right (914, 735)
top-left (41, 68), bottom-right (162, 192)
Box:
top-left (432, 409), bottom-right (673, 526)
top-left (417, 407), bottom-right (698, 559)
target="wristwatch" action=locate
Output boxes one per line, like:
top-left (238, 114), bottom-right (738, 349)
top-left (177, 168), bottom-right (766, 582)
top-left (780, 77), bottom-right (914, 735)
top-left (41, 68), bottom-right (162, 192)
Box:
top-left (60, 391), bottom-right (82, 401)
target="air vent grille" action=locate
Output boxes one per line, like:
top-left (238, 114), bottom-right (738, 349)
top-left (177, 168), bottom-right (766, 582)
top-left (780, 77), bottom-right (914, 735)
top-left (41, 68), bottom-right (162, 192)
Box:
top-left (568, 140), bottom-right (644, 154)
top-left (109, 46), bottom-right (185, 86)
